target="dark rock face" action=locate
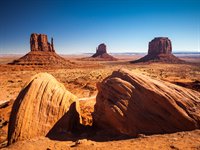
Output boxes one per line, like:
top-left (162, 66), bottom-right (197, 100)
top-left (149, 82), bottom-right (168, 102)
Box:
top-left (92, 43), bottom-right (107, 57)
top-left (90, 43), bottom-right (117, 61)
top-left (132, 37), bottom-right (183, 63)
top-left (148, 37), bottom-right (172, 55)
top-left (93, 69), bottom-right (200, 136)
top-left (30, 33), bottom-right (55, 52)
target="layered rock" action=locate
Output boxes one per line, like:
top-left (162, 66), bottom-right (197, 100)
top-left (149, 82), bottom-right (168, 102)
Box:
top-left (9, 33), bottom-right (73, 66)
top-left (30, 33), bottom-right (55, 52)
top-left (132, 37), bottom-right (182, 63)
top-left (8, 73), bottom-right (81, 144)
top-left (93, 69), bottom-right (200, 136)
top-left (148, 37), bottom-right (172, 55)
top-left (90, 43), bottom-right (117, 61)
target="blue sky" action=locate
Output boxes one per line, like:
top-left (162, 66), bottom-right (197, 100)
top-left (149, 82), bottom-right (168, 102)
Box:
top-left (0, 0), bottom-right (200, 54)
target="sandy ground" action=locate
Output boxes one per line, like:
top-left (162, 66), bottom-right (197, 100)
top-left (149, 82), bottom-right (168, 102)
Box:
top-left (0, 54), bottom-right (200, 149)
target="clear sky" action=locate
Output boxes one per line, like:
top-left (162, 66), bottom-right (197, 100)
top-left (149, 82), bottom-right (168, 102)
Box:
top-left (0, 0), bottom-right (200, 54)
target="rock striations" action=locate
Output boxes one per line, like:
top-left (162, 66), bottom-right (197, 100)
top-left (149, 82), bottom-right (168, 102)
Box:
top-left (132, 37), bottom-right (183, 63)
top-left (8, 73), bottom-right (81, 145)
top-left (93, 69), bottom-right (200, 136)
top-left (7, 69), bottom-right (200, 145)
top-left (9, 33), bottom-right (73, 66)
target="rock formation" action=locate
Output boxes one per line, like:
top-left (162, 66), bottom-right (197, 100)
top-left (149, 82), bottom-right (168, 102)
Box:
top-left (8, 73), bottom-right (81, 145)
top-left (87, 43), bottom-right (117, 61)
top-left (148, 37), bottom-right (172, 55)
top-left (9, 33), bottom-right (73, 66)
top-left (132, 37), bottom-right (183, 63)
top-left (30, 33), bottom-right (55, 52)
top-left (92, 43), bottom-right (107, 57)
top-left (93, 69), bottom-right (200, 136)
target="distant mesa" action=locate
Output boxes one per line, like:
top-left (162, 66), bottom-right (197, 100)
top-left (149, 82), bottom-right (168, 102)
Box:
top-left (9, 33), bottom-right (73, 66)
top-left (82, 43), bottom-right (117, 61)
top-left (92, 43), bottom-right (107, 57)
top-left (132, 37), bottom-right (183, 63)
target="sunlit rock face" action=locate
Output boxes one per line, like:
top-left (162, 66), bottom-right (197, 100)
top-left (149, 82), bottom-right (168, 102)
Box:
top-left (132, 37), bottom-right (183, 63)
top-left (9, 33), bottom-right (74, 66)
top-left (148, 37), bottom-right (172, 55)
top-left (93, 69), bottom-right (200, 136)
top-left (30, 33), bottom-right (55, 52)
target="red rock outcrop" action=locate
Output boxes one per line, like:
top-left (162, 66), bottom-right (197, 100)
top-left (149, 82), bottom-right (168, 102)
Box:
top-left (148, 37), bottom-right (172, 55)
top-left (8, 73), bottom-right (81, 144)
top-left (132, 37), bottom-right (183, 63)
top-left (9, 33), bottom-right (73, 66)
top-left (89, 43), bottom-right (117, 61)
top-left (30, 33), bottom-right (55, 52)
top-left (93, 69), bottom-right (200, 136)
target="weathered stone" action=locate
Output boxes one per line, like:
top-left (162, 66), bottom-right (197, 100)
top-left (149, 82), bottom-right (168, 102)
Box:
top-left (93, 69), bottom-right (200, 136)
top-left (132, 37), bottom-right (183, 63)
top-left (148, 37), bottom-right (172, 55)
top-left (90, 43), bottom-right (117, 61)
top-left (30, 33), bottom-right (55, 52)
top-left (92, 43), bottom-right (107, 57)
top-left (9, 33), bottom-right (73, 66)
top-left (8, 73), bottom-right (81, 144)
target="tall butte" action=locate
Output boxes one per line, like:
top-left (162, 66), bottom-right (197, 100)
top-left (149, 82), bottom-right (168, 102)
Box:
top-left (90, 43), bottom-right (117, 61)
top-left (30, 33), bottom-right (55, 52)
top-left (9, 33), bottom-right (73, 66)
top-left (132, 37), bottom-right (183, 63)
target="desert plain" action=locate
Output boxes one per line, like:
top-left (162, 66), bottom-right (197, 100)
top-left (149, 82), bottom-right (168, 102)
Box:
top-left (0, 53), bottom-right (200, 150)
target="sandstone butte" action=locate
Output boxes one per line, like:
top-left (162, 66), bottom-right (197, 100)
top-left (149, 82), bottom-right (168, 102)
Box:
top-left (7, 69), bottom-right (200, 145)
top-left (132, 37), bottom-right (183, 63)
top-left (83, 43), bottom-right (117, 61)
top-left (9, 33), bottom-right (73, 66)
top-left (93, 69), bottom-right (200, 136)
top-left (8, 73), bottom-right (81, 145)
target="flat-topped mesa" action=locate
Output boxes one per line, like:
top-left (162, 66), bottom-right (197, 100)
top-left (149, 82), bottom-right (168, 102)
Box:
top-left (92, 43), bottom-right (107, 57)
top-left (148, 37), bottom-right (172, 55)
top-left (132, 37), bottom-right (183, 63)
top-left (30, 33), bottom-right (55, 52)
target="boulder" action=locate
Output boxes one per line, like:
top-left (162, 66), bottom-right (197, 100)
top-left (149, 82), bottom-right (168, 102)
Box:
top-left (93, 69), bottom-right (200, 136)
top-left (132, 37), bottom-right (183, 63)
top-left (8, 73), bottom-right (81, 144)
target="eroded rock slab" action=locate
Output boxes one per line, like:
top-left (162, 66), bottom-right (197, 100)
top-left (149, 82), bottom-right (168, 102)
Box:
top-left (8, 73), bottom-right (81, 144)
top-left (93, 69), bottom-right (200, 136)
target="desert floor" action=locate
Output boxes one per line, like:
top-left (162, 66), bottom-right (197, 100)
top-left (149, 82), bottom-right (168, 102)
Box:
top-left (0, 54), bottom-right (200, 149)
